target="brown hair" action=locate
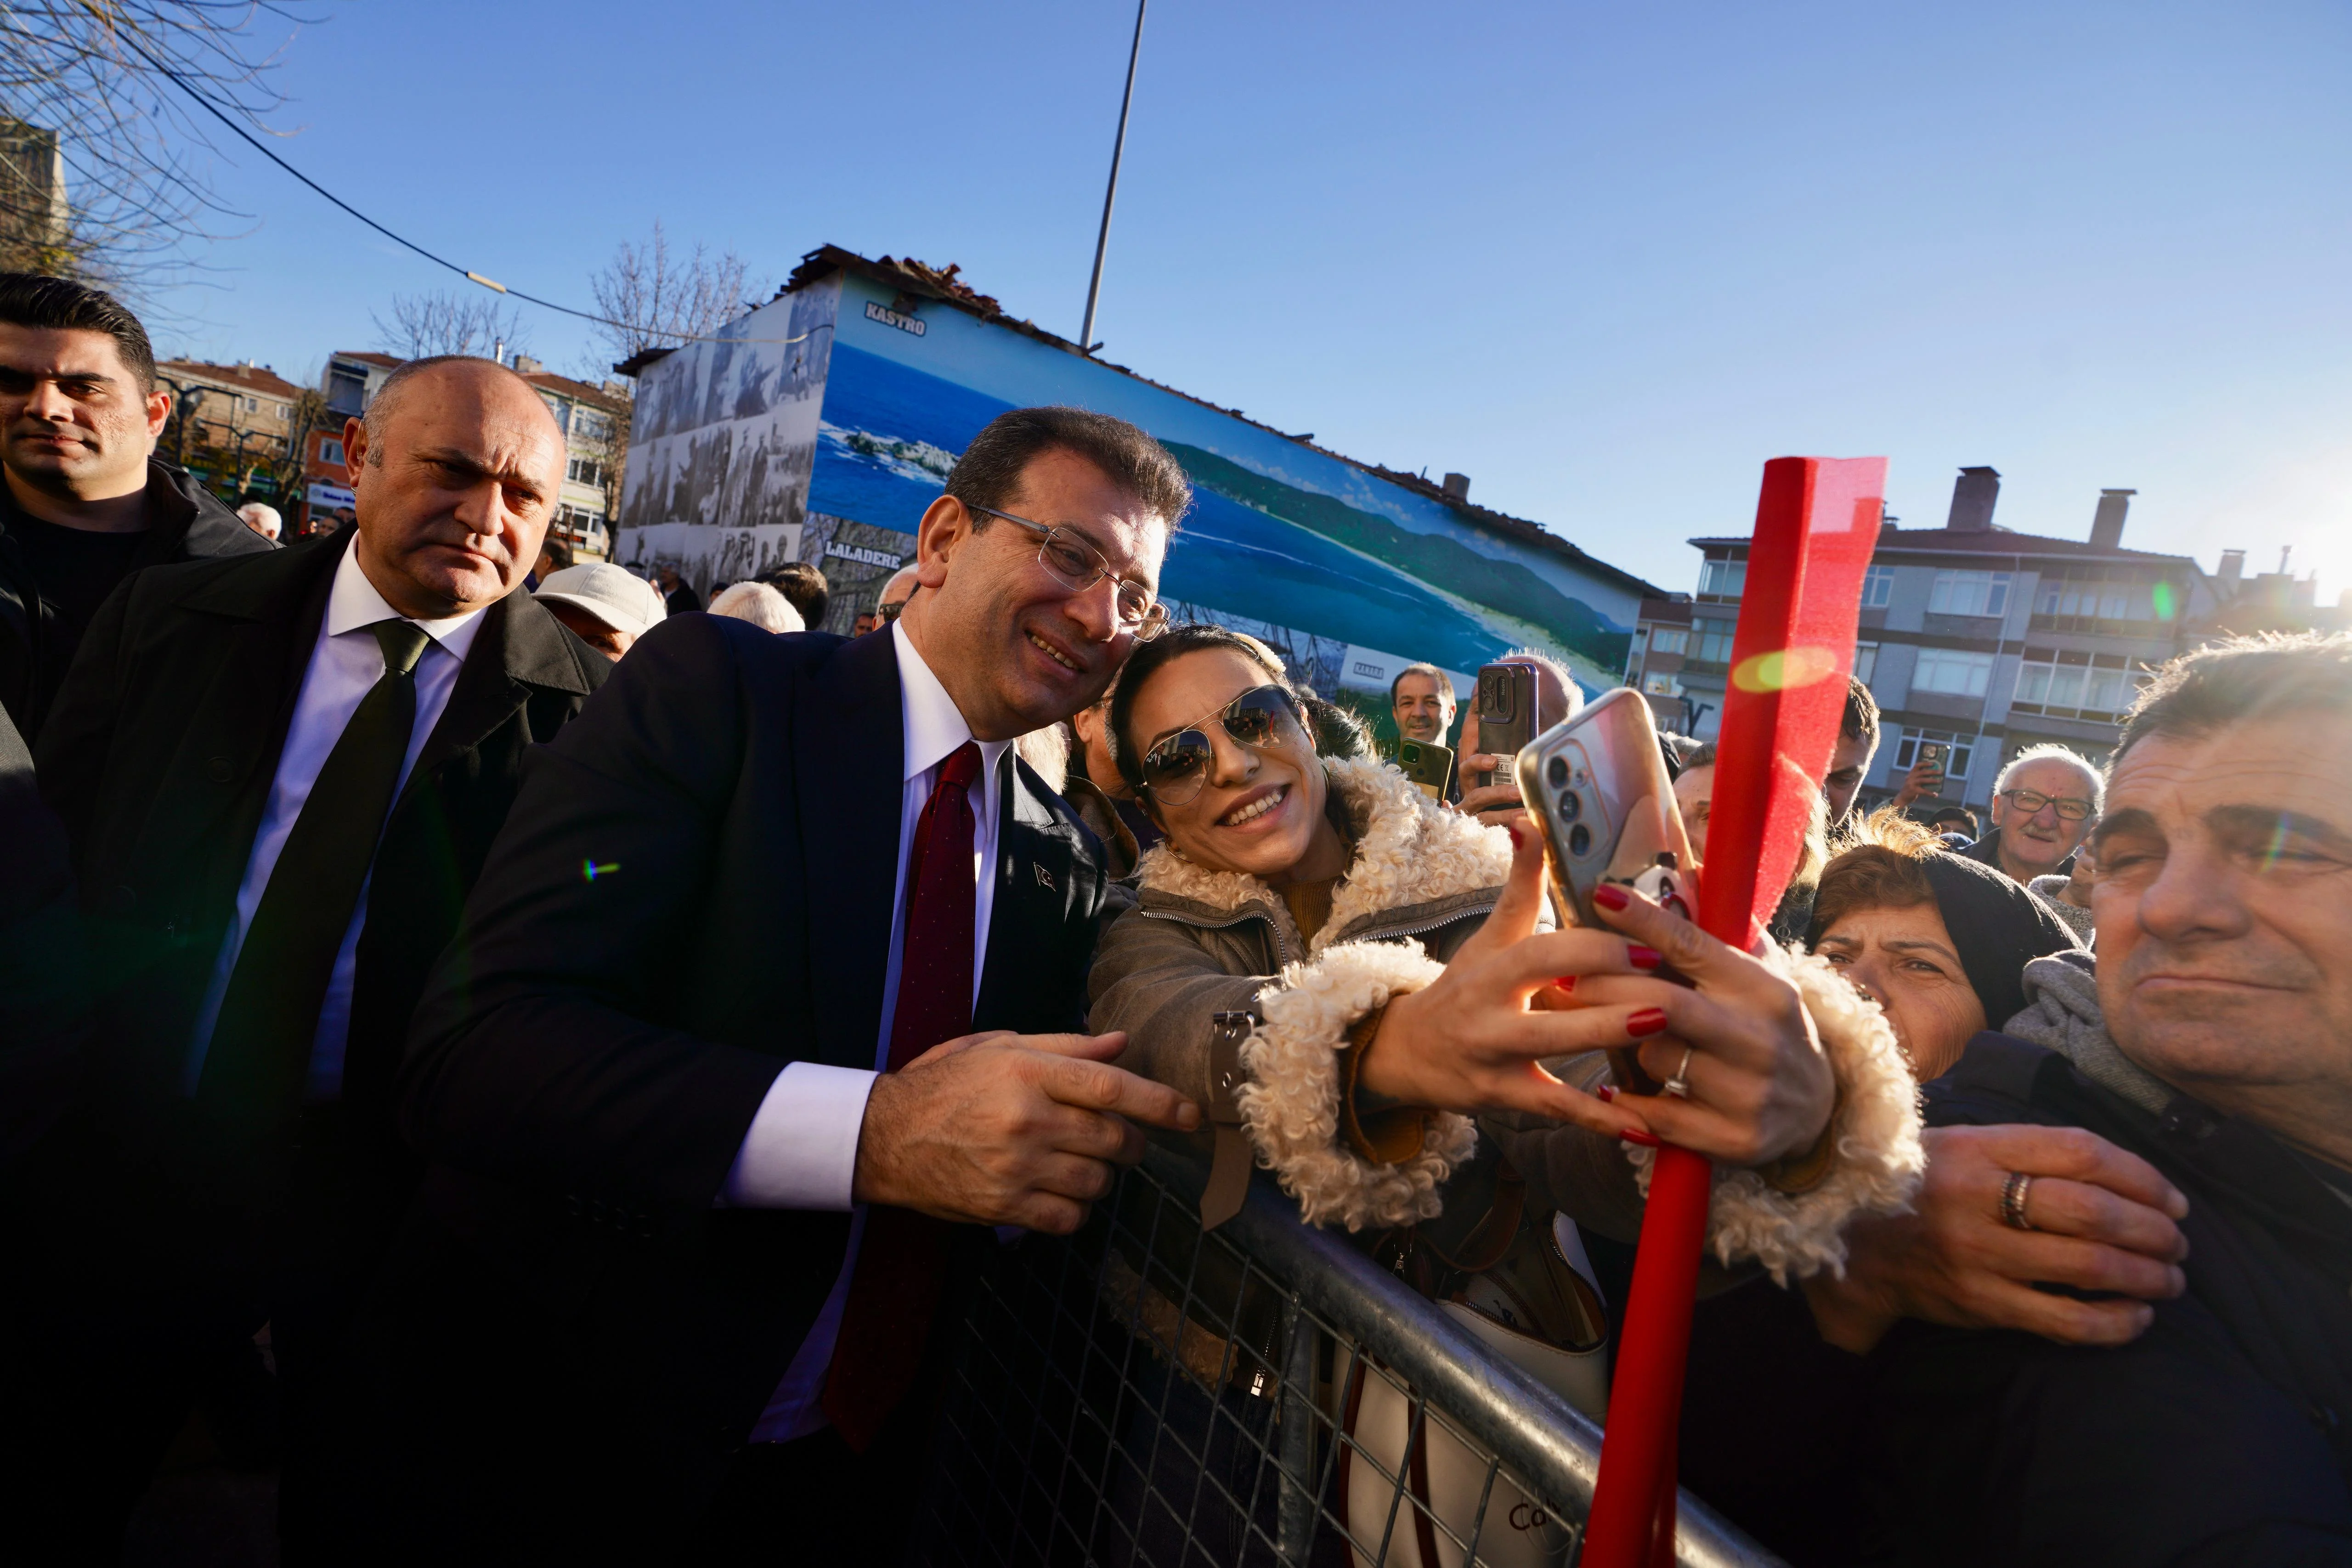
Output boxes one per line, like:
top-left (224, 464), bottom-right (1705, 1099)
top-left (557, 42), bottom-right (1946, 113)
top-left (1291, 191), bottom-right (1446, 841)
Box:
top-left (1810, 806), bottom-right (1940, 938)
top-left (0, 273), bottom-right (156, 391)
top-left (2116, 632), bottom-right (2352, 765)
top-left (945, 405), bottom-right (1192, 534)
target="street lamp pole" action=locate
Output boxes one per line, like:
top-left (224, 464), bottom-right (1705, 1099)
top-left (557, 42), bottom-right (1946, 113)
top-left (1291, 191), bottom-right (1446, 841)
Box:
top-left (1079, 0), bottom-right (1148, 355)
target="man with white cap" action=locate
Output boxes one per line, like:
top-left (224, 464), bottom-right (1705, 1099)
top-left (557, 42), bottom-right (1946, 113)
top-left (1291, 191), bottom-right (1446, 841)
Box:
top-left (533, 560), bottom-right (668, 660)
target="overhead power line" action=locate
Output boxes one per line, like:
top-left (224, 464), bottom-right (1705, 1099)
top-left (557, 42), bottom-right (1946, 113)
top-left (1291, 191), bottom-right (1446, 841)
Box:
top-left (111, 24), bottom-right (818, 351)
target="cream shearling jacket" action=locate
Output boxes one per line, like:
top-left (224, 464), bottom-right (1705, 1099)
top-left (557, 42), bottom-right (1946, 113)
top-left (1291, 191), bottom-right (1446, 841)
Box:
top-left (1088, 756), bottom-right (1506, 1231)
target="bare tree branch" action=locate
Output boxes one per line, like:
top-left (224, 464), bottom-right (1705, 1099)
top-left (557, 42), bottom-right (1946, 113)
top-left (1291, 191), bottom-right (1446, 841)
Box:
top-left (370, 288), bottom-right (531, 360)
top-left (0, 2), bottom-right (331, 294)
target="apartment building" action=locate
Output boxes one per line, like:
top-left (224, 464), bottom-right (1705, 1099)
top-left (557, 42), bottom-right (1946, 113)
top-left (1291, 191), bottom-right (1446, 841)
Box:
top-left (1658, 468), bottom-right (2221, 811)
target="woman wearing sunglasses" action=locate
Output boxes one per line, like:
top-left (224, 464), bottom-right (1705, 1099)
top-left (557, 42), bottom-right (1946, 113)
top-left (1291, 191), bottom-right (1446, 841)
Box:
top-left (1089, 624), bottom-right (1897, 1242)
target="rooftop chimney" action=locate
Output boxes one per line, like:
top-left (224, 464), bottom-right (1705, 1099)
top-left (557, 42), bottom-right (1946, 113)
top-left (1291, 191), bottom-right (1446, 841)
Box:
top-left (2217, 548), bottom-right (2245, 589)
top-left (1945, 466), bottom-right (2001, 531)
top-left (513, 354), bottom-right (544, 375)
top-left (1441, 472), bottom-right (1471, 503)
top-left (2090, 488), bottom-right (2135, 551)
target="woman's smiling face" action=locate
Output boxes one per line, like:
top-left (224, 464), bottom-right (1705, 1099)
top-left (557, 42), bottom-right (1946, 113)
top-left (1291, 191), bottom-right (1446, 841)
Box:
top-left (1815, 899), bottom-right (1988, 1081)
top-left (1131, 647), bottom-right (1326, 880)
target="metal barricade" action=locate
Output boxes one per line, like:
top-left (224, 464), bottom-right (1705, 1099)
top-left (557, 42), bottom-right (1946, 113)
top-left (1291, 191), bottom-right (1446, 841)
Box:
top-left (907, 1145), bottom-right (1784, 1568)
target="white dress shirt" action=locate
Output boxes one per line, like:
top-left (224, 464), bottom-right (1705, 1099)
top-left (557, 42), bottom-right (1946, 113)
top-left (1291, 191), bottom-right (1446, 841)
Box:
top-left (724, 618), bottom-right (1011, 1442)
top-left (185, 545), bottom-right (486, 1101)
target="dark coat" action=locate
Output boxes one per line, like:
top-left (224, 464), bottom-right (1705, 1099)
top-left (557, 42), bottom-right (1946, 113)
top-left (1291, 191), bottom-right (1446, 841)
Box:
top-left (32, 530), bottom-right (605, 1204)
top-left (1862, 1033), bottom-right (2352, 1567)
top-left (340, 618), bottom-right (1117, 1559)
top-left (0, 458), bottom-right (272, 742)
top-left (0, 699), bottom-right (86, 1168)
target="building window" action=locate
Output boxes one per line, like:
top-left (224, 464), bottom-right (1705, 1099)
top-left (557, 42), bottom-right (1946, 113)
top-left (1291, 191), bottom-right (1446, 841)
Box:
top-left (567, 456), bottom-right (606, 487)
top-left (243, 395), bottom-right (257, 412)
top-left (575, 410), bottom-right (612, 443)
top-left (1893, 728), bottom-right (1976, 783)
top-left (1698, 557), bottom-right (1746, 600)
top-left (1642, 672), bottom-right (1681, 697)
top-left (1911, 646), bottom-right (1995, 698)
top-left (1690, 615), bottom-right (1736, 667)
top-left (318, 436), bottom-right (345, 467)
top-left (1852, 642), bottom-right (1878, 684)
top-left (2011, 649), bottom-right (2137, 721)
top-left (2032, 565), bottom-right (2175, 630)
top-left (1861, 564), bottom-right (1894, 609)
top-left (1648, 626), bottom-right (1687, 655)
top-left (1928, 569), bottom-right (2012, 619)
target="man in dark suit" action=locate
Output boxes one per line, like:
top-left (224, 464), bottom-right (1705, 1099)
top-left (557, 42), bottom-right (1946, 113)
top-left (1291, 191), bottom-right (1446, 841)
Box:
top-left (0, 272), bottom-right (274, 745)
top-left (3, 355), bottom-right (606, 1561)
top-left (329, 406), bottom-right (1201, 1563)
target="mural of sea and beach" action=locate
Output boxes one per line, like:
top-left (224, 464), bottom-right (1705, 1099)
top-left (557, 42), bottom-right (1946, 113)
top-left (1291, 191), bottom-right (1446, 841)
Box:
top-left (810, 305), bottom-right (1641, 694)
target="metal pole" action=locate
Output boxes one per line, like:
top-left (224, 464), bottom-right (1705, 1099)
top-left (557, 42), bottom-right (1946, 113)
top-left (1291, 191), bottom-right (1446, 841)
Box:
top-left (1079, 0), bottom-right (1148, 353)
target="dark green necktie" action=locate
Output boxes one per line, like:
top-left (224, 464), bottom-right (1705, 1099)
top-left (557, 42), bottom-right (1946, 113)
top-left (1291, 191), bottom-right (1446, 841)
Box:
top-left (197, 618), bottom-right (433, 1131)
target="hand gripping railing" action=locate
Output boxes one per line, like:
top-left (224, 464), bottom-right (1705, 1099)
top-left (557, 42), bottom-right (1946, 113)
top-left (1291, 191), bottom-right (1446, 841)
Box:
top-left (907, 1144), bottom-right (1785, 1568)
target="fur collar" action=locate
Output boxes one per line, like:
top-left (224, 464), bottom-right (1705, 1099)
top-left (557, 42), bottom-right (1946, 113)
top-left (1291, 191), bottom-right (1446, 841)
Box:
top-left (1133, 756), bottom-right (1514, 953)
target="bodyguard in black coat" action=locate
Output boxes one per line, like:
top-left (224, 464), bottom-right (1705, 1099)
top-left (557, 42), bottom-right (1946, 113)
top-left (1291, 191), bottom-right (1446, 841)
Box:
top-left (3, 357), bottom-right (604, 1561)
top-left (330, 412), bottom-right (1203, 1564)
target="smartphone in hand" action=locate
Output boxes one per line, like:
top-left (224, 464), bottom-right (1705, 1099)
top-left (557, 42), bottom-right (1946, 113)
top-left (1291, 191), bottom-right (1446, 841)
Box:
top-left (1475, 662), bottom-right (1539, 788)
top-left (1396, 739), bottom-right (1454, 801)
top-left (1516, 689), bottom-right (1698, 1093)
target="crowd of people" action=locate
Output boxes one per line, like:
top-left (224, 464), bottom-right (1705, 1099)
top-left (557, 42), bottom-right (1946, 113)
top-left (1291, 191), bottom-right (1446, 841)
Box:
top-left (1, 268), bottom-right (2348, 1567)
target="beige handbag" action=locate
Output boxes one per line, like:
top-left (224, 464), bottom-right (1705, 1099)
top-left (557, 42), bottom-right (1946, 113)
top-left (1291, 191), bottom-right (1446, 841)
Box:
top-left (1339, 1215), bottom-right (1609, 1568)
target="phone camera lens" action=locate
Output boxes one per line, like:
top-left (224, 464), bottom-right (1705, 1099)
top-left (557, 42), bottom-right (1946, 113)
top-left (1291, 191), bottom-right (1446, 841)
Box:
top-left (1567, 823), bottom-right (1592, 857)
top-left (1556, 790), bottom-right (1581, 822)
top-left (1546, 756), bottom-right (1568, 788)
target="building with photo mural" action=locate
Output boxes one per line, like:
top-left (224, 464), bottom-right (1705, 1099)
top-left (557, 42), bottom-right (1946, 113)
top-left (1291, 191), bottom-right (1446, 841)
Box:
top-left (1627, 465), bottom-right (2347, 812)
top-left (613, 244), bottom-right (1660, 719)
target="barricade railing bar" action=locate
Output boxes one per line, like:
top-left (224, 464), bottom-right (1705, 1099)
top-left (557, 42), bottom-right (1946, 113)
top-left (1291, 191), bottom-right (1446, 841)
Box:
top-left (907, 1144), bottom-right (1784, 1568)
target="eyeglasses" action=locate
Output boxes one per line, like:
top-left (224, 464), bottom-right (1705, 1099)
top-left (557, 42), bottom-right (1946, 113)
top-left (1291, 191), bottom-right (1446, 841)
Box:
top-left (966, 503), bottom-right (1168, 638)
top-left (1998, 787), bottom-right (2095, 822)
top-left (1140, 684), bottom-right (1305, 805)
top-left (878, 598), bottom-right (906, 625)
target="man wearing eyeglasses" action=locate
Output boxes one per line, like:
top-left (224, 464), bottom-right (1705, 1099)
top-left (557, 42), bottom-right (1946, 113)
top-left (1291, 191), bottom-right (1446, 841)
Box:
top-left (1970, 742), bottom-right (2103, 887)
top-left (324, 407), bottom-right (1205, 1562)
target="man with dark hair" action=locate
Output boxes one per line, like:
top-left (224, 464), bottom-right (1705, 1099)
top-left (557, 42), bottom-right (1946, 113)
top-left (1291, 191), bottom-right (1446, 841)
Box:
top-left (0, 273), bottom-right (271, 741)
top-left (1826, 675), bottom-right (1941, 829)
top-left (759, 559), bottom-right (830, 630)
top-left (528, 533), bottom-right (573, 589)
top-left (2, 355), bottom-right (606, 1559)
top-left (655, 561), bottom-right (701, 617)
top-left (1390, 660), bottom-right (1459, 798)
top-left (1863, 631), bottom-right (2352, 1563)
top-left (323, 406), bottom-right (1200, 1562)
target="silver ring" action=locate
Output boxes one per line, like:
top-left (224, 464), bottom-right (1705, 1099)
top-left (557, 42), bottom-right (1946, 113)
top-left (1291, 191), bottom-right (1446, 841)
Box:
top-left (2001, 1170), bottom-right (2037, 1232)
top-left (1660, 1046), bottom-right (1695, 1099)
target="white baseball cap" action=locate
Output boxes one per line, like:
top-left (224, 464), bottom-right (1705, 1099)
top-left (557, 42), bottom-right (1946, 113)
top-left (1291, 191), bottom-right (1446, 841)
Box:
top-left (533, 563), bottom-right (670, 638)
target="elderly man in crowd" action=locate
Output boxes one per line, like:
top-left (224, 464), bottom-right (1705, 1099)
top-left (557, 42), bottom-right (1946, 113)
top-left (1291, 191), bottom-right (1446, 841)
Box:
top-left (238, 501), bottom-right (283, 541)
top-left (1968, 741), bottom-right (2102, 887)
top-left (1, 355), bottom-right (606, 1560)
top-left (321, 406), bottom-right (1200, 1564)
top-left (1862, 633), bottom-right (2352, 1563)
top-left (533, 559), bottom-right (669, 660)
top-left (853, 560), bottom-right (919, 635)
top-left (0, 274), bottom-right (272, 744)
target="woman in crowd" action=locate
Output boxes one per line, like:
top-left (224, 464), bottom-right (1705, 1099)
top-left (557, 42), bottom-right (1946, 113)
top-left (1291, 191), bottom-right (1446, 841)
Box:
top-left (1086, 623), bottom-right (1920, 1562)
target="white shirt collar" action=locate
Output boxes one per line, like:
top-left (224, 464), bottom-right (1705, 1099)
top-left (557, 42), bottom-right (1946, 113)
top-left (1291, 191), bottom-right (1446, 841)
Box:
top-left (892, 618), bottom-right (1012, 783)
top-left (324, 540), bottom-right (490, 663)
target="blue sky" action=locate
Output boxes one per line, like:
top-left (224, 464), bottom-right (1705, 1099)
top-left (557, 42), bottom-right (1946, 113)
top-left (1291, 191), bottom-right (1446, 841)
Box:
top-left (147, 0), bottom-right (2352, 600)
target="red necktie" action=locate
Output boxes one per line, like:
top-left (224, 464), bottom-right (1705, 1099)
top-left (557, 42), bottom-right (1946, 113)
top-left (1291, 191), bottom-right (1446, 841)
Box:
top-left (823, 740), bottom-right (983, 1450)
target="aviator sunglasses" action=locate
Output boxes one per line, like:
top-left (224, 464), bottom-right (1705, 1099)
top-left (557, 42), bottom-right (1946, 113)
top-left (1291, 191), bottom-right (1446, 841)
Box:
top-left (1141, 684), bottom-right (1306, 806)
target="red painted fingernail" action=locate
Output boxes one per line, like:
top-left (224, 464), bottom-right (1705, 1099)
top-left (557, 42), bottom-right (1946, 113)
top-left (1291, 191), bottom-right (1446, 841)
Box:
top-left (1619, 1128), bottom-right (1662, 1147)
top-left (1627, 944), bottom-right (1661, 970)
top-left (1506, 823), bottom-right (1523, 849)
top-left (1592, 884), bottom-right (1629, 912)
top-left (1554, 976), bottom-right (1577, 993)
top-left (1626, 1007), bottom-right (1668, 1038)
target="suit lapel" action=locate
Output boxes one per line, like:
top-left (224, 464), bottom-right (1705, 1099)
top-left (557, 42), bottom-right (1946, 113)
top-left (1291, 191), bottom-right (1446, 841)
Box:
top-left (401, 589), bottom-right (593, 806)
top-left (975, 754), bottom-right (1089, 1032)
top-left (796, 630), bottom-right (905, 1066)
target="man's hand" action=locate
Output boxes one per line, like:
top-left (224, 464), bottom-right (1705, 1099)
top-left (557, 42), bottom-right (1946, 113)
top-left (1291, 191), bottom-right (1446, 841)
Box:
top-left (1801, 1123), bottom-right (2190, 1353)
top-left (1889, 756), bottom-right (1945, 811)
top-left (853, 1031), bottom-right (1200, 1235)
top-left (1454, 753), bottom-right (1523, 828)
